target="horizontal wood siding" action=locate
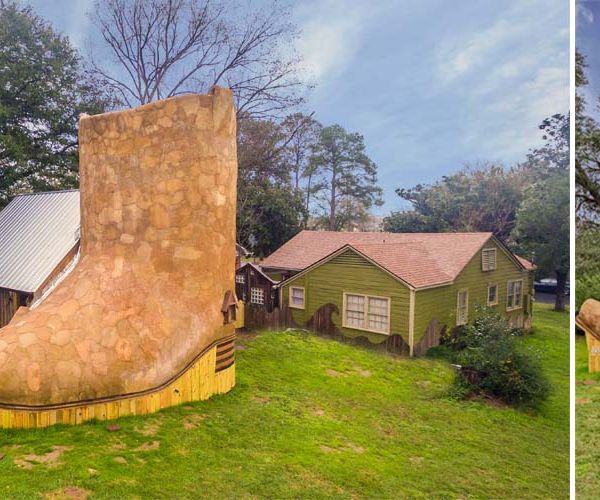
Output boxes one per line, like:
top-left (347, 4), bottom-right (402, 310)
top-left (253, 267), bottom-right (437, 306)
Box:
top-left (414, 239), bottom-right (533, 343)
top-left (283, 250), bottom-right (410, 343)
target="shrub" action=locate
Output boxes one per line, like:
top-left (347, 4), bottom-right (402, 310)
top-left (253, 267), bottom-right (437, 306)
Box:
top-left (446, 307), bottom-right (550, 408)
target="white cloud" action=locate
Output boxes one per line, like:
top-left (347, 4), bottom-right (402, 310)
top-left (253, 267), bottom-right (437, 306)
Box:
top-left (437, 19), bottom-right (528, 83)
top-left (577, 2), bottom-right (594, 24)
top-left (294, 0), bottom-right (385, 82)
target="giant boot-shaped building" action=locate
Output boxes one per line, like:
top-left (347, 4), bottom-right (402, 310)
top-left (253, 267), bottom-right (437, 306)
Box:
top-left (0, 87), bottom-right (238, 428)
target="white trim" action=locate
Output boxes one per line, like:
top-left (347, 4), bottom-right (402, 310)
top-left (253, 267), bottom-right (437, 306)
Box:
top-left (280, 245), bottom-right (417, 291)
top-left (487, 283), bottom-right (498, 306)
top-left (250, 287), bottom-right (265, 305)
top-left (456, 289), bottom-right (469, 326)
top-left (506, 279), bottom-right (524, 311)
top-left (289, 286), bottom-right (305, 309)
top-left (481, 248), bottom-right (497, 271)
top-left (408, 289), bottom-right (415, 357)
top-left (342, 291), bottom-right (391, 335)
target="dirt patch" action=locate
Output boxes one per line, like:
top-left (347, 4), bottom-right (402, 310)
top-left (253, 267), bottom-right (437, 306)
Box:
top-left (352, 366), bottom-right (371, 377)
top-left (325, 368), bottom-right (346, 378)
top-left (343, 443), bottom-right (364, 454)
top-left (252, 395), bottom-right (271, 404)
top-left (135, 420), bottom-right (161, 437)
top-left (114, 456), bottom-right (127, 464)
top-left (135, 441), bottom-right (160, 452)
top-left (312, 407), bottom-right (325, 417)
top-left (183, 414), bottom-right (205, 429)
top-left (44, 486), bottom-right (90, 500)
top-left (319, 445), bottom-right (338, 454)
top-left (110, 440), bottom-right (127, 451)
top-left (578, 398), bottom-right (592, 405)
top-left (0, 453), bottom-right (5, 461)
top-left (14, 446), bottom-right (72, 470)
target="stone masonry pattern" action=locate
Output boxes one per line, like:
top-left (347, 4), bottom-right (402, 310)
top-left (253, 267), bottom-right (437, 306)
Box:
top-left (0, 87), bottom-right (237, 406)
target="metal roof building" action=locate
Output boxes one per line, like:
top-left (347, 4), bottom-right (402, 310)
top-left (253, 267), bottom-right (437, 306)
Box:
top-left (0, 190), bottom-right (80, 294)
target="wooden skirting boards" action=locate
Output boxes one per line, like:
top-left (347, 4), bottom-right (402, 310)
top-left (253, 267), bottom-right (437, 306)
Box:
top-left (0, 341), bottom-right (236, 429)
top-left (585, 331), bottom-right (600, 373)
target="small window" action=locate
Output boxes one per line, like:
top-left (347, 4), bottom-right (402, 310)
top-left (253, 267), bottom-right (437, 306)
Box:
top-left (481, 248), bottom-right (497, 271)
top-left (487, 284), bottom-right (498, 306)
top-left (506, 280), bottom-right (523, 311)
top-left (456, 289), bottom-right (468, 326)
top-left (250, 287), bottom-right (264, 305)
top-left (221, 290), bottom-right (237, 325)
top-left (343, 293), bottom-right (390, 334)
top-left (289, 286), bottom-right (305, 309)
top-left (235, 274), bottom-right (245, 284)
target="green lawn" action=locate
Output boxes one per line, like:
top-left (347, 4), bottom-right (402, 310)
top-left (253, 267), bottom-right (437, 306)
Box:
top-left (576, 329), bottom-right (600, 499)
top-left (0, 304), bottom-right (568, 499)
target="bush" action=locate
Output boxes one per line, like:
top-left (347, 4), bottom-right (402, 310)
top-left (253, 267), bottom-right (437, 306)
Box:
top-left (446, 307), bottom-right (550, 408)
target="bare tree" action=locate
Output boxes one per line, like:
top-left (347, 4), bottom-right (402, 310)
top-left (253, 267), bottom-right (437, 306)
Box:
top-left (89, 0), bottom-right (306, 116)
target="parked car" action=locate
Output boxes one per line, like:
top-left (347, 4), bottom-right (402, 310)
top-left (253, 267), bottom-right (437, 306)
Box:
top-left (534, 278), bottom-right (570, 295)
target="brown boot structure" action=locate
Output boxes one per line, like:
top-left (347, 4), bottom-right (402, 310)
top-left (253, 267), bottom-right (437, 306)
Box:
top-left (0, 87), bottom-right (238, 428)
top-left (576, 298), bottom-right (600, 373)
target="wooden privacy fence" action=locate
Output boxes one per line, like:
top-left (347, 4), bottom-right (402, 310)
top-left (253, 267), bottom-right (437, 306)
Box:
top-left (239, 302), bottom-right (443, 357)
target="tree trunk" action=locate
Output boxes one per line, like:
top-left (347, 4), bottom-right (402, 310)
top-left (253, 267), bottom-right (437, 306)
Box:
top-left (329, 166), bottom-right (336, 231)
top-left (554, 271), bottom-right (567, 312)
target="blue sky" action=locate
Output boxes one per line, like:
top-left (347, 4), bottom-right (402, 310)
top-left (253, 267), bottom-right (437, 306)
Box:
top-left (578, 0), bottom-right (600, 118)
top-left (27, 0), bottom-right (569, 214)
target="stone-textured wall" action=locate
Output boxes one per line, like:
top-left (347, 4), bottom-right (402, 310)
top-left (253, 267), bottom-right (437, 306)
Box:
top-left (0, 87), bottom-right (237, 406)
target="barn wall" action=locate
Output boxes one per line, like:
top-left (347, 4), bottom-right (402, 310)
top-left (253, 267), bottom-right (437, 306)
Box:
top-left (0, 288), bottom-right (31, 328)
top-left (281, 249), bottom-right (411, 344)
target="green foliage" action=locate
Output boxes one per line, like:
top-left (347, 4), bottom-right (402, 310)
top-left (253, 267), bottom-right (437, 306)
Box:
top-left (444, 307), bottom-right (550, 408)
top-left (237, 181), bottom-right (306, 257)
top-left (310, 124), bottom-right (383, 231)
top-left (513, 170), bottom-right (569, 310)
top-left (0, 304), bottom-right (568, 498)
top-left (0, 2), bottom-right (111, 206)
top-left (383, 164), bottom-right (529, 242)
top-left (576, 229), bottom-right (600, 310)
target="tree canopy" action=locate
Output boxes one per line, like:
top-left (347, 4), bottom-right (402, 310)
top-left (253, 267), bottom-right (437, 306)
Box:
top-left (0, 1), bottom-right (111, 206)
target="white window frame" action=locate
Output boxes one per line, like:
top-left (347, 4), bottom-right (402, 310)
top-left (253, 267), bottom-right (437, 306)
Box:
top-left (456, 289), bottom-right (469, 326)
top-left (342, 292), bottom-right (391, 335)
top-left (487, 283), bottom-right (498, 306)
top-left (250, 287), bottom-right (264, 305)
top-left (289, 286), bottom-right (305, 309)
top-left (235, 274), bottom-right (245, 284)
top-left (481, 248), bottom-right (497, 271)
top-left (506, 279), bottom-right (523, 311)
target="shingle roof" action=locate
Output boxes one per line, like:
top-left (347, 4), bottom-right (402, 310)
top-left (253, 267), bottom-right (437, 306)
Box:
top-left (516, 255), bottom-right (536, 271)
top-left (0, 190), bottom-right (80, 293)
top-left (262, 230), bottom-right (525, 289)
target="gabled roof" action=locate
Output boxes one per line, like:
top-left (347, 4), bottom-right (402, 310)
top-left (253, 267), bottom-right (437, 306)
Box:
top-left (516, 255), bottom-right (536, 271)
top-left (264, 230), bottom-right (529, 290)
top-left (236, 262), bottom-right (278, 284)
top-left (0, 190), bottom-right (80, 293)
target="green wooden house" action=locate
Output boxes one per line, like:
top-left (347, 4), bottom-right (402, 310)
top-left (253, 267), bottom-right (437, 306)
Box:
top-left (261, 231), bottom-right (536, 356)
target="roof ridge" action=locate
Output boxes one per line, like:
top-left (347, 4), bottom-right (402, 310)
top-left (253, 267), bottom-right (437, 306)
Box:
top-left (12, 189), bottom-right (80, 198)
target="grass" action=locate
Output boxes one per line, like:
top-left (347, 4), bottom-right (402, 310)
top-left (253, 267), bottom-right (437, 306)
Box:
top-left (575, 328), bottom-right (600, 499)
top-left (0, 304), bottom-right (568, 499)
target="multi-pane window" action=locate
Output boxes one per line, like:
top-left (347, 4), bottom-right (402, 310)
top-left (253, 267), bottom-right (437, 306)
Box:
top-left (343, 293), bottom-right (390, 334)
top-left (289, 287), bottom-right (305, 309)
top-left (481, 248), bottom-right (497, 271)
top-left (456, 290), bottom-right (468, 326)
top-left (235, 274), bottom-right (245, 284)
top-left (250, 287), bottom-right (264, 305)
top-left (506, 280), bottom-right (523, 310)
top-left (487, 283), bottom-right (498, 306)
